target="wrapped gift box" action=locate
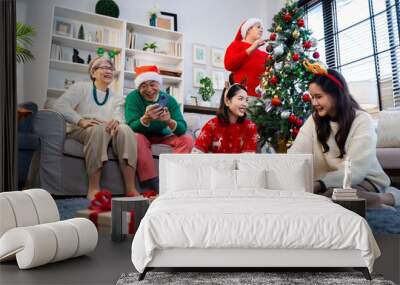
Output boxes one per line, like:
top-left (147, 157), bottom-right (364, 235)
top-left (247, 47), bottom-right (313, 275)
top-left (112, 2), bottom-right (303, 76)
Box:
top-left (75, 209), bottom-right (134, 235)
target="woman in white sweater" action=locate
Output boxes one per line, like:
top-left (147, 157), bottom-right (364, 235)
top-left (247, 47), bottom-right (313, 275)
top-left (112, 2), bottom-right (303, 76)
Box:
top-left (289, 68), bottom-right (400, 208)
top-left (53, 57), bottom-right (140, 200)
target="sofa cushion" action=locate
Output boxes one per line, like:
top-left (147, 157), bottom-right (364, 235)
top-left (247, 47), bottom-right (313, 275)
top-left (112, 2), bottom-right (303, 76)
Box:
top-left (377, 110), bottom-right (400, 147)
top-left (63, 139), bottom-right (118, 160)
top-left (151, 144), bottom-right (172, 157)
top-left (376, 148), bottom-right (400, 169)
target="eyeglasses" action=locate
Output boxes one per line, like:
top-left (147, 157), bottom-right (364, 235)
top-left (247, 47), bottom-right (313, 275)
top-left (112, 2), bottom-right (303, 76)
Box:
top-left (96, 65), bottom-right (115, 72)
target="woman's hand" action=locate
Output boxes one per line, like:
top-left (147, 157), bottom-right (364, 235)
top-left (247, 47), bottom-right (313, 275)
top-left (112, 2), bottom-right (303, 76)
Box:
top-left (246, 39), bottom-right (266, 55)
top-left (106, 119), bottom-right (119, 134)
top-left (78, 119), bottom-right (103, 129)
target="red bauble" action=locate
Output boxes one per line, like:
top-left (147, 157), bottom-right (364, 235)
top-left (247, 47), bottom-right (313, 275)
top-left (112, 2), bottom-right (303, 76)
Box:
top-left (265, 54), bottom-right (273, 64)
top-left (269, 33), bottom-right (277, 41)
top-left (295, 118), bottom-right (303, 127)
top-left (271, 96), bottom-right (281, 106)
top-left (313, 51), bottom-right (320, 59)
top-left (302, 92), bottom-right (311, 102)
top-left (292, 127), bottom-right (299, 137)
top-left (283, 12), bottom-right (292, 23)
top-left (288, 114), bottom-right (297, 123)
top-left (303, 41), bottom-right (312, 49)
top-left (292, 53), bottom-right (300, 61)
top-left (297, 18), bottom-right (304, 27)
top-left (269, 75), bottom-right (278, 85)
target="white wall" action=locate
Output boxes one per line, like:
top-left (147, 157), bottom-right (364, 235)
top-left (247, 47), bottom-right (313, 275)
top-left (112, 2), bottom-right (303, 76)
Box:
top-left (16, 0), bottom-right (286, 107)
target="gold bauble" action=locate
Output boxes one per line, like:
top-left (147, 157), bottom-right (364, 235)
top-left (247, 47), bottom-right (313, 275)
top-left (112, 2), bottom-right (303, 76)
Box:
top-left (276, 25), bottom-right (282, 33)
top-left (292, 30), bottom-right (300, 39)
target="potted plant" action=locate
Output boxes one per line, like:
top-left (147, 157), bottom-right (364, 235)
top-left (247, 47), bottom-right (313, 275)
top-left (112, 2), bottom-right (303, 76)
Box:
top-left (148, 4), bottom-right (160, 27)
top-left (16, 22), bottom-right (36, 64)
top-left (143, 42), bottom-right (158, 53)
top-left (198, 77), bottom-right (215, 107)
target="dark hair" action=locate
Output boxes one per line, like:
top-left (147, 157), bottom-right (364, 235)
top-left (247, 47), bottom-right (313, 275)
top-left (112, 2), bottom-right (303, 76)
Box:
top-left (217, 84), bottom-right (247, 124)
top-left (310, 69), bottom-right (361, 158)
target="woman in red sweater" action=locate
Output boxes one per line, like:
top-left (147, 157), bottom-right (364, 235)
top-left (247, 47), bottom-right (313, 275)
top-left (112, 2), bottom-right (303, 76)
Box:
top-left (224, 18), bottom-right (267, 98)
top-left (193, 84), bottom-right (259, 153)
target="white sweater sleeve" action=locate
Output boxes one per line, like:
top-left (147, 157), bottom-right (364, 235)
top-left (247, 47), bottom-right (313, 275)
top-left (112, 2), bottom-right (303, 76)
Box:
top-left (321, 113), bottom-right (376, 188)
top-left (288, 116), bottom-right (314, 154)
top-left (53, 83), bottom-right (84, 125)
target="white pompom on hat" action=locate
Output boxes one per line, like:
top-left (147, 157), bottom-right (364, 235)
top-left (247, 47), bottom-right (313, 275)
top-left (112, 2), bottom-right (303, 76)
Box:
top-left (235, 18), bottom-right (264, 41)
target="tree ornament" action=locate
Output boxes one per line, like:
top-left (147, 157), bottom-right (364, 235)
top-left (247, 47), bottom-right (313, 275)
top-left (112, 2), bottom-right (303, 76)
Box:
top-left (266, 54), bottom-right (273, 64)
top-left (303, 41), bottom-right (312, 49)
top-left (295, 118), bottom-right (303, 127)
top-left (283, 12), bottom-right (292, 23)
top-left (288, 114), bottom-right (297, 123)
top-left (292, 30), bottom-right (300, 39)
top-left (269, 76), bottom-right (278, 85)
top-left (302, 92), bottom-right (311, 102)
top-left (276, 25), bottom-right (282, 32)
top-left (292, 53), bottom-right (300, 61)
top-left (280, 110), bottom-right (291, 119)
top-left (297, 18), bottom-right (305, 27)
top-left (255, 85), bottom-right (263, 95)
top-left (273, 45), bottom-right (284, 57)
top-left (313, 51), bottom-right (320, 59)
top-left (274, 62), bottom-right (283, 71)
top-left (292, 127), bottom-right (299, 137)
top-left (310, 37), bottom-right (319, 47)
top-left (269, 33), bottom-right (277, 41)
top-left (271, 95), bottom-right (282, 106)
top-left (266, 44), bottom-right (274, 53)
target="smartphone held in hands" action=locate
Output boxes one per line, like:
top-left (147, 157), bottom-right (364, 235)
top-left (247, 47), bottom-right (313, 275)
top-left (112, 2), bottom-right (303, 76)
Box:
top-left (158, 95), bottom-right (169, 108)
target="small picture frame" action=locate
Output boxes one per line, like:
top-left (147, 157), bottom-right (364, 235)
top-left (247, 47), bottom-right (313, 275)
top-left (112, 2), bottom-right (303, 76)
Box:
top-left (54, 20), bottom-right (73, 38)
top-left (212, 70), bottom-right (226, 90)
top-left (190, 96), bottom-right (198, 106)
top-left (193, 67), bottom-right (207, 87)
top-left (157, 11), bottom-right (178, 32)
top-left (211, 48), bottom-right (224, 68)
top-left (193, 44), bottom-right (207, 65)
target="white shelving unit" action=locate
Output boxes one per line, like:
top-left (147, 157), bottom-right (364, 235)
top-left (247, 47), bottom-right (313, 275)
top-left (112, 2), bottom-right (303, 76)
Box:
top-left (46, 5), bottom-right (184, 108)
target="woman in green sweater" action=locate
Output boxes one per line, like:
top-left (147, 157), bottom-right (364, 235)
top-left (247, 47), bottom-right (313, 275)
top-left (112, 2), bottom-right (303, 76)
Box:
top-left (125, 66), bottom-right (193, 191)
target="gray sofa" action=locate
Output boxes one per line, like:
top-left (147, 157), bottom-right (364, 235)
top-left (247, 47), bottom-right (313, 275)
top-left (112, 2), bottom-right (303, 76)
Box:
top-left (32, 110), bottom-right (201, 196)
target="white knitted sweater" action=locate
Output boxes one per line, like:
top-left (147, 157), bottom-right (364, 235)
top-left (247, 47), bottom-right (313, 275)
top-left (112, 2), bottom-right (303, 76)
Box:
top-left (288, 110), bottom-right (390, 190)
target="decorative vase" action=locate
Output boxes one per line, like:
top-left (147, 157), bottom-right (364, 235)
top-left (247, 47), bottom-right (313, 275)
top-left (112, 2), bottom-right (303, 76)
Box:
top-left (149, 15), bottom-right (157, 27)
top-left (95, 0), bottom-right (120, 18)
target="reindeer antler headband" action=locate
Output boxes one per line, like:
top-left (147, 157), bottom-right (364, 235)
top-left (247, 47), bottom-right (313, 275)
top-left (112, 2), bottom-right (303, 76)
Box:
top-left (303, 60), bottom-right (344, 91)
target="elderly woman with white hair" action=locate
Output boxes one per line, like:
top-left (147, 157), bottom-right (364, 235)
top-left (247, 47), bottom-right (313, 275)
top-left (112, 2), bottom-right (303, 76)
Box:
top-left (53, 56), bottom-right (140, 201)
top-left (224, 18), bottom-right (267, 98)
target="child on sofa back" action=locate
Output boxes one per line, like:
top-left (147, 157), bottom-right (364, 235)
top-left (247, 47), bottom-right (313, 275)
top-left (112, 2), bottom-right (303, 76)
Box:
top-left (192, 83), bottom-right (259, 153)
top-left (288, 66), bottom-right (400, 208)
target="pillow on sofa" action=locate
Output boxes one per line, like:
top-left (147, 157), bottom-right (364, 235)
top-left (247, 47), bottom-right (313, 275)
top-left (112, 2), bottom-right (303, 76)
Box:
top-left (377, 110), bottom-right (400, 148)
top-left (167, 160), bottom-right (236, 192)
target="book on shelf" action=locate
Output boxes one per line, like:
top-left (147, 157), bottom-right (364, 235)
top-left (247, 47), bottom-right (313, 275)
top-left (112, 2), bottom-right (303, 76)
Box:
top-left (159, 67), bottom-right (182, 77)
top-left (167, 41), bottom-right (182, 57)
top-left (126, 30), bottom-right (136, 49)
top-left (125, 56), bottom-right (136, 72)
top-left (165, 86), bottom-right (179, 98)
top-left (50, 43), bottom-right (63, 60)
top-left (95, 28), bottom-right (120, 46)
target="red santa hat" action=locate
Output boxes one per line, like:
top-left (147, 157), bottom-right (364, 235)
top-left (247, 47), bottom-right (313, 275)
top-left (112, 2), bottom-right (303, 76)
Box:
top-left (135, 65), bottom-right (163, 87)
top-left (234, 18), bottom-right (264, 41)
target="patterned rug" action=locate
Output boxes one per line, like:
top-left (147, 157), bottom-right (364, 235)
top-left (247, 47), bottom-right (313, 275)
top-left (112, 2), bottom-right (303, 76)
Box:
top-left (116, 271), bottom-right (395, 285)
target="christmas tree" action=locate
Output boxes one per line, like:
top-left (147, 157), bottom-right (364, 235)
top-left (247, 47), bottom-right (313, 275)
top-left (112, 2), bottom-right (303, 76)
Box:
top-left (248, 0), bottom-right (321, 152)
